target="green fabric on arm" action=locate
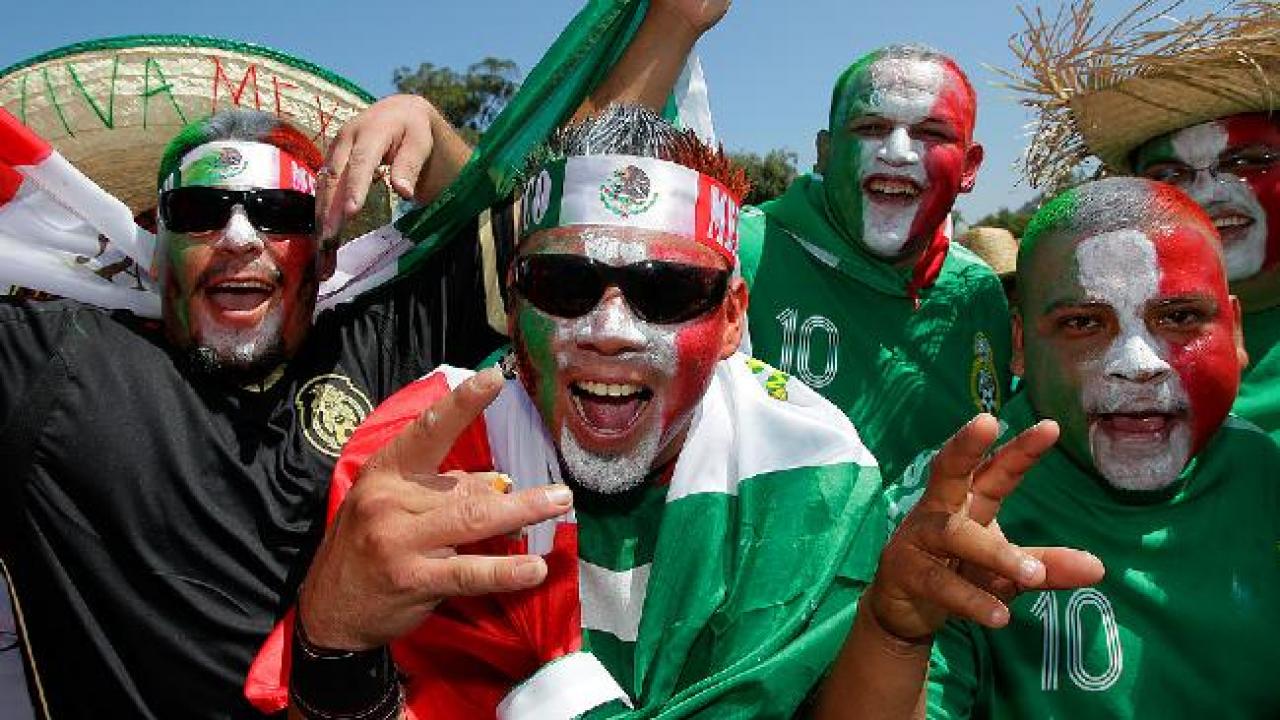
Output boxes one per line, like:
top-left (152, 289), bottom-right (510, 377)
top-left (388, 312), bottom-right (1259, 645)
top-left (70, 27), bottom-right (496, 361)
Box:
top-left (739, 174), bottom-right (1011, 483)
top-left (391, 0), bottom-right (649, 268)
top-left (899, 394), bottom-right (1280, 718)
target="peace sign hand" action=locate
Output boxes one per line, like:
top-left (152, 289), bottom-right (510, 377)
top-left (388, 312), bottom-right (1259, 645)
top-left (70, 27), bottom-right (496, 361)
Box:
top-left (866, 414), bottom-right (1105, 643)
top-left (297, 368), bottom-right (574, 651)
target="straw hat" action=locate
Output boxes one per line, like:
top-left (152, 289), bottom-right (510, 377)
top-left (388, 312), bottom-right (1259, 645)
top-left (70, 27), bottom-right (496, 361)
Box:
top-left (0, 35), bottom-right (390, 232)
top-left (958, 226), bottom-right (1018, 277)
top-left (1003, 0), bottom-right (1279, 188)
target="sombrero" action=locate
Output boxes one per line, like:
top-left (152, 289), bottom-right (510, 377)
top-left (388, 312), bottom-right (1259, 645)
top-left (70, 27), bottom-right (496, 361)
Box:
top-left (0, 35), bottom-right (391, 234)
top-left (1004, 0), bottom-right (1280, 188)
top-left (958, 226), bottom-right (1018, 277)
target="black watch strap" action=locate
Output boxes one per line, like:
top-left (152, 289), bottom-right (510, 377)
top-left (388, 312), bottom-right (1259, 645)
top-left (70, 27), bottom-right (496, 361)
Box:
top-left (289, 618), bottom-right (401, 720)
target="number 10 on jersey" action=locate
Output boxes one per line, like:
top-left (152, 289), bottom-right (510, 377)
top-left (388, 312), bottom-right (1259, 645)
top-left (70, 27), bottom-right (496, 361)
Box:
top-left (1031, 589), bottom-right (1124, 692)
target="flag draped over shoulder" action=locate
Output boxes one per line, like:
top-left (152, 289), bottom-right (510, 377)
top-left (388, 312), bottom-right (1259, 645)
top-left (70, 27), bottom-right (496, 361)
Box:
top-left (0, 1), bottom-right (715, 316)
top-left (246, 354), bottom-right (887, 718)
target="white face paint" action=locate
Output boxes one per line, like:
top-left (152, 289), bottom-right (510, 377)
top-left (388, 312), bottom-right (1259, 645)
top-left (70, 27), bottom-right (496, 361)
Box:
top-left (540, 233), bottom-right (680, 495)
top-left (1169, 121), bottom-right (1268, 280)
top-left (858, 57), bottom-right (943, 258)
top-left (1076, 229), bottom-right (1192, 492)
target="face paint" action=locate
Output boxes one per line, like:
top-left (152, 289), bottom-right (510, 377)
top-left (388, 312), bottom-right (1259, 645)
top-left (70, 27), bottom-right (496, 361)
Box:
top-left (1023, 184), bottom-right (1242, 492)
top-left (512, 226), bottom-right (729, 495)
top-left (822, 53), bottom-right (975, 261)
top-left (158, 140), bottom-right (320, 380)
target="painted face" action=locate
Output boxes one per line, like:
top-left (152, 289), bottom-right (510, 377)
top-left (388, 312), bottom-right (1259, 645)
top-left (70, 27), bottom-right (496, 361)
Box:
top-left (157, 141), bottom-right (321, 380)
top-left (1133, 114), bottom-right (1280, 286)
top-left (1021, 190), bottom-right (1242, 492)
top-left (820, 53), bottom-right (977, 260)
top-left (510, 226), bottom-right (734, 496)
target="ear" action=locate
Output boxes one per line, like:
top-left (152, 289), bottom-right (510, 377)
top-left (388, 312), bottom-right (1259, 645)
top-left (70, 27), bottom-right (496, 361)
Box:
top-left (719, 277), bottom-right (749, 359)
top-left (1230, 295), bottom-right (1250, 370)
top-left (815, 130), bottom-right (830, 175)
top-left (959, 142), bottom-right (984, 194)
top-left (1011, 310), bottom-right (1026, 377)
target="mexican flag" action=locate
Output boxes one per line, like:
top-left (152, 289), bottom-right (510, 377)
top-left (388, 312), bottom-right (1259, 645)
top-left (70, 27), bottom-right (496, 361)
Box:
top-left (246, 354), bottom-right (888, 718)
top-left (0, 0), bottom-right (717, 317)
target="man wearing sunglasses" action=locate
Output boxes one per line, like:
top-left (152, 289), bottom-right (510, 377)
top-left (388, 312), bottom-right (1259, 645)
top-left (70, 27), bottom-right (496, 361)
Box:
top-left (0, 105), bottom-right (487, 719)
top-left (242, 104), bottom-right (1102, 720)
top-left (1011, 0), bottom-right (1280, 441)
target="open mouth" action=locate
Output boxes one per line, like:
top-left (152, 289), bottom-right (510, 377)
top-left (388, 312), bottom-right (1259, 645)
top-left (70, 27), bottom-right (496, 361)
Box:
top-left (1211, 212), bottom-right (1256, 244)
top-left (570, 380), bottom-right (654, 437)
top-left (204, 279), bottom-right (276, 313)
top-left (1091, 410), bottom-right (1184, 441)
top-left (863, 176), bottom-right (922, 205)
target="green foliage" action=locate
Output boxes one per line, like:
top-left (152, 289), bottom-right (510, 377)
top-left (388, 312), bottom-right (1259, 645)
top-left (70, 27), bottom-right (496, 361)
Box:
top-left (729, 149), bottom-right (799, 206)
top-left (393, 57), bottom-right (520, 144)
top-left (973, 207), bottom-right (1034, 238)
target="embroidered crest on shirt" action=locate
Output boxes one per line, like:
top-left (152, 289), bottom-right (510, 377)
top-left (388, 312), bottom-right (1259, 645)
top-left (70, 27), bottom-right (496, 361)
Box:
top-left (296, 374), bottom-right (374, 457)
top-left (969, 332), bottom-right (1001, 414)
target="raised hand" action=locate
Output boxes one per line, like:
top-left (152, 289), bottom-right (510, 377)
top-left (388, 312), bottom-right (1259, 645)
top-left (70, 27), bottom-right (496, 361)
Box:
top-left (316, 94), bottom-right (472, 243)
top-left (654, 0), bottom-right (731, 34)
top-left (297, 368), bottom-right (573, 651)
top-left (866, 414), bottom-right (1105, 643)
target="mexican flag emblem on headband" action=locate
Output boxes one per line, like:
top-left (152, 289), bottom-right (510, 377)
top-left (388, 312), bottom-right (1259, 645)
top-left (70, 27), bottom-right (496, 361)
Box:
top-left (520, 154), bottom-right (741, 265)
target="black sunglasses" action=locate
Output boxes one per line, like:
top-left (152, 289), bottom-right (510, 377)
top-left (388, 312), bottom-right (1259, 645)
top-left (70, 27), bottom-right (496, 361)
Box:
top-left (512, 254), bottom-right (730, 324)
top-left (159, 186), bottom-right (315, 235)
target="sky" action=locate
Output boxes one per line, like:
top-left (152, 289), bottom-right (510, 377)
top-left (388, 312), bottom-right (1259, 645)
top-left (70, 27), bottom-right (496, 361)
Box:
top-left (0, 0), bottom-right (1227, 221)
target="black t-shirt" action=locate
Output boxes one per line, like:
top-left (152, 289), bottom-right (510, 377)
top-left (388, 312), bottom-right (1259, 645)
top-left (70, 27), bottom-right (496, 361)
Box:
top-left (0, 218), bottom-right (507, 718)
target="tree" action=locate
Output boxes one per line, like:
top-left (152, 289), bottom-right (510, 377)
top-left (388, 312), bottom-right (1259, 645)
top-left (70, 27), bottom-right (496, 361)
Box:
top-left (393, 58), bottom-right (520, 143)
top-left (972, 207), bottom-right (1034, 238)
top-left (729, 149), bottom-right (799, 206)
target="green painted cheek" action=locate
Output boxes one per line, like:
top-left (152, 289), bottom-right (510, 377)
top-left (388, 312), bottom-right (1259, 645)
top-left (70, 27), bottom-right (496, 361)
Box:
top-left (1026, 338), bottom-right (1092, 468)
top-left (824, 134), bottom-right (867, 243)
top-left (161, 236), bottom-right (195, 337)
top-left (515, 306), bottom-right (560, 421)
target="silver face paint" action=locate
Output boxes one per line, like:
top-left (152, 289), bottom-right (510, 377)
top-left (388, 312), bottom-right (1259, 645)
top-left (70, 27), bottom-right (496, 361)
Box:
top-left (1076, 229), bottom-right (1193, 492)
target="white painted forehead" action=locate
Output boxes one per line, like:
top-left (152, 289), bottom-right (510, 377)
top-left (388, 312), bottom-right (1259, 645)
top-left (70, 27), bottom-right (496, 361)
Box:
top-left (1075, 228), bottom-right (1158, 304)
top-left (864, 57), bottom-right (945, 119)
top-left (1169, 120), bottom-right (1229, 162)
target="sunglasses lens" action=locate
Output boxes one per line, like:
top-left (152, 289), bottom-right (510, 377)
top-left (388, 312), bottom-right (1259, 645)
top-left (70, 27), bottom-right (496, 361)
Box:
top-left (623, 261), bottom-right (729, 323)
top-left (247, 190), bottom-right (316, 234)
top-left (515, 255), bottom-right (606, 318)
top-left (160, 187), bottom-right (233, 234)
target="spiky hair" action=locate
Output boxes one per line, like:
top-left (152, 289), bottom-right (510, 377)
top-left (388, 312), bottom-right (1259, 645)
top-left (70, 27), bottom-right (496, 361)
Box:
top-left (156, 109), bottom-right (323, 189)
top-left (829, 44), bottom-right (977, 129)
top-left (525, 104), bottom-right (750, 201)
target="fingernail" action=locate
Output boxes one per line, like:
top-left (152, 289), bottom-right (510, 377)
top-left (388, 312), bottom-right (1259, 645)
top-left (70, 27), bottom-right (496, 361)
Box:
top-left (514, 558), bottom-right (546, 585)
top-left (1019, 557), bottom-right (1044, 583)
top-left (473, 367), bottom-right (503, 392)
top-left (990, 605), bottom-right (1010, 626)
top-left (346, 198), bottom-right (361, 214)
top-left (544, 484), bottom-right (573, 507)
top-left (392, 176), bottom-right (413, 195)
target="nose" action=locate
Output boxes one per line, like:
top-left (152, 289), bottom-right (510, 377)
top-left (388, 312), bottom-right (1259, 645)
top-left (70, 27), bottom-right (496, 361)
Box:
top-left (878, 126), bottom-right (919, 166)
top-left (211, 205), bottom-right (264, 254)
top-left (577, 288), bottom-right (647, 356)
top-left (1104, 330), bottom-right (1172, 384)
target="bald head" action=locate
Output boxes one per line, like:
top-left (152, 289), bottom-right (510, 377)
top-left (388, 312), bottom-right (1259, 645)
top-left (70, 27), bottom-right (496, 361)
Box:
top-left (828, 45), bottom-right (976, 134)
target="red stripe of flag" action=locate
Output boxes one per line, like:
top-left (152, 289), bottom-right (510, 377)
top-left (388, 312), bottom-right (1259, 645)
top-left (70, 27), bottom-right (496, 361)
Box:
top-left (0, 108), bottom-right (53, 168)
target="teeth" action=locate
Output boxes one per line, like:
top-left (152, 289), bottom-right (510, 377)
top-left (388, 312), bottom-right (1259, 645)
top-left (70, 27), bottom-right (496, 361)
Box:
top-left (867, 178), bottom-right (920, 196)
top-left (576, 381), bottom-right (643, 398)
top-left (1214, 216), bottom-right (1252, 229)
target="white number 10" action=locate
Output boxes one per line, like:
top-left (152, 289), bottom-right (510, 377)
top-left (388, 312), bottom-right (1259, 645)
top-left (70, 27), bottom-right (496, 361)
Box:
top-left (775, 308), bottom-right (839, 388)
top-left (1030, 589), bottom-right (1124, 692)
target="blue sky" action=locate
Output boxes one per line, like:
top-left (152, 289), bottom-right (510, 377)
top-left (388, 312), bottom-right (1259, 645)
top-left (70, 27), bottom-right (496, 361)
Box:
top-left (0, 0), bottom-right (1224, 220)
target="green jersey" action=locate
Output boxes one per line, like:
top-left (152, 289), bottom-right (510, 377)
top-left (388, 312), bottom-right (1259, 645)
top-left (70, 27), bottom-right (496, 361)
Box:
top-left (895, 394), bottom-right (1280, 719)
top-left (1235, 304), bottom-right (1280, 443)
top-left (739, 175), bottom-right (1012, 482)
